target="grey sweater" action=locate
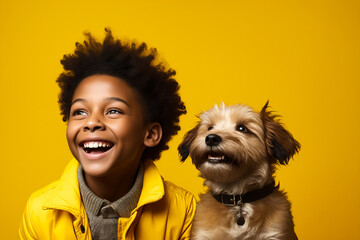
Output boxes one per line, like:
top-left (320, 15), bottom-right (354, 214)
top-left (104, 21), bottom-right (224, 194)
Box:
top-left (77, 163), bottom-right (144, 240)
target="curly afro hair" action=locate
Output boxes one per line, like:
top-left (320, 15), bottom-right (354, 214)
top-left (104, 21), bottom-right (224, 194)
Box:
top-left (57, 29), bottom-right (186, 160)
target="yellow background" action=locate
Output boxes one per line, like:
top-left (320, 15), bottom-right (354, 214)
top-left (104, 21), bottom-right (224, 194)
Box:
top-left (1, 0), bottom-right (359, 239)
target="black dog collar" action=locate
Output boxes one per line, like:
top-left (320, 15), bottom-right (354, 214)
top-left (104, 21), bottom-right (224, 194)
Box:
top-left (212, 181), bottom-right (279, 225)
top-left (212, 181), bottom-right (278, 205)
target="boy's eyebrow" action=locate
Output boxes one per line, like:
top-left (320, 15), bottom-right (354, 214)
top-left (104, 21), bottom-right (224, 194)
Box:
top-left (71, 97), bottom-right (130, 107)
top-left (71, 98), bottom-right (86, 106)
top-left (106, 97), bottom-right (130, 107)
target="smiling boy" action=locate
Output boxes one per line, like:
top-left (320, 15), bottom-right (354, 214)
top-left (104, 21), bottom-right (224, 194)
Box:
top-left (19, 29), bottom-right (196, 240)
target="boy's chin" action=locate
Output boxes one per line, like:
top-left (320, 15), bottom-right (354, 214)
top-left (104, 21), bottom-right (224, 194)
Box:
top-left (77, 158), bottom-right (114, 178)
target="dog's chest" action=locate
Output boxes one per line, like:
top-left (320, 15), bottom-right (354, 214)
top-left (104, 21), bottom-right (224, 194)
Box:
top-left (193, 193), bottom-right (290, 240)
top-left (193, 194), bottom-right (261, 239)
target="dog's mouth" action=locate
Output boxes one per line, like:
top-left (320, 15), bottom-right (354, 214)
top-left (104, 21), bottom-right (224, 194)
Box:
top-left (207, 153), bottom-right (232, 164)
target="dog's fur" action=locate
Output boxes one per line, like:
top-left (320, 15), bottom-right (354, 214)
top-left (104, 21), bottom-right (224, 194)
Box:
top-left (178, 102), bottom-right (300, 240)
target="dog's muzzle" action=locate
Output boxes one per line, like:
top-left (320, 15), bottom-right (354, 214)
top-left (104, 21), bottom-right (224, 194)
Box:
top-left (205, 134), bottom-right (222, 146)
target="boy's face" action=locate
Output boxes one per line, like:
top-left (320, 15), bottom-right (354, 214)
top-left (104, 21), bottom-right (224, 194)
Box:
top-left (66, 74), bottom-right (151, 178)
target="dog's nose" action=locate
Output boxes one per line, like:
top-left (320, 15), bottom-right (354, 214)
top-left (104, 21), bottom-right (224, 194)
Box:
top-left (205, 134), bottom-right (222, 146)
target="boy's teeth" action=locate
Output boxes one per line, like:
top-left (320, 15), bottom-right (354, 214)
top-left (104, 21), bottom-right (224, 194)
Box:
top-left (83, 141), bottom-right (111, 148)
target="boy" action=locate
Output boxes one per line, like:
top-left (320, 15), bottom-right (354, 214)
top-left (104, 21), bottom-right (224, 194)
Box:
top-left (19, 29), bottom-right (196, 240)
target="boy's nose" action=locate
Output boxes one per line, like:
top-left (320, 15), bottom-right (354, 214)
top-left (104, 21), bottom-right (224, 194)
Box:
top-left (83, 115), bottom-right (105, 132)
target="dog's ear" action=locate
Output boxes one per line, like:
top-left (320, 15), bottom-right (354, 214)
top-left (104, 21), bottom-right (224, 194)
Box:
top-left (260, 101), bottom-right (300, 165)
top-left (178, 123), bottom-right (200, 162)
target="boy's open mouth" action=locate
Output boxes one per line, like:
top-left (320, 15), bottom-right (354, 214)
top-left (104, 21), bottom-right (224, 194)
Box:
top-left (80, 141), bottom-right (114, 154)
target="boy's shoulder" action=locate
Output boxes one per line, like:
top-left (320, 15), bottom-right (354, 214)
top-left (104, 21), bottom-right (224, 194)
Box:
top-left (161, 180), bottom-right (198, 212)
top-left (20, 180), bottom-right (61, 237)
top-left (143, 159), bottom-right (196, 202)
top-left (25, 159), bottom-right (80, 212)
top-left (27, 180), bottom-right (59, 207)
top-left (163, 180), bottom-right (195, 199)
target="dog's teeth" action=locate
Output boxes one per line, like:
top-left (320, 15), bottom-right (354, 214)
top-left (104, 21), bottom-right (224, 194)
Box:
top-left (208, 155), bottom-right (225, 160)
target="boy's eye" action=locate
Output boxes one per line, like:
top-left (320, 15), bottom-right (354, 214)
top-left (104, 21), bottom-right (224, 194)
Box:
top-left (73, 110), bottom-right (87, 116)
top-left (107, 109), bottom-right (124, 115)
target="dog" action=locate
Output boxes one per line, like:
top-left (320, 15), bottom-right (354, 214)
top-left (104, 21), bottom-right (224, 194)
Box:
top-left (178, 102), bottom-right (300, 240)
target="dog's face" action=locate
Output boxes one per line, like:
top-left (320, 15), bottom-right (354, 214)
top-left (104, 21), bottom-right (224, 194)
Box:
top-left (178, 102), bottom-right (300, 184)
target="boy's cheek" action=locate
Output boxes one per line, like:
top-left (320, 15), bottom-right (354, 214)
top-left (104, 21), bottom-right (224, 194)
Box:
top-left (66, 123), bottom-right (79, 159)
top-left (66, 125), bottom-right (73, 145)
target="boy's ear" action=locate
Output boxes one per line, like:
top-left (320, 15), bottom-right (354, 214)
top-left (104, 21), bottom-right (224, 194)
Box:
top-left (178, 123), bottom-right (200, 162)
top-left (144, 122), bottom-right (162, 147)
top-left (260, 101), bottom-right (301, 165)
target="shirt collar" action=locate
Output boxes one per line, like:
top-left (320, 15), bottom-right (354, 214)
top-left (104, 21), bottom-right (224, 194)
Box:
top-left (78, 162), bottom-right (144, 218)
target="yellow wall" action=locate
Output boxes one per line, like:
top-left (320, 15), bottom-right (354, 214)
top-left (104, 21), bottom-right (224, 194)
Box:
top-left (1, 0), bottom-right (359, 239)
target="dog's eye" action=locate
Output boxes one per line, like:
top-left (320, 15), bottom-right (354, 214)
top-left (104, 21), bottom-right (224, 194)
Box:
top-left (236, 125), bottom-right (249, 133)
top-left (208, 126), bottom-right (214, 131)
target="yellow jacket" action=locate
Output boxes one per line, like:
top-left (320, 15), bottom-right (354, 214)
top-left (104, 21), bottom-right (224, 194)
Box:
top-left (19, 159), bottom-right (196, 239)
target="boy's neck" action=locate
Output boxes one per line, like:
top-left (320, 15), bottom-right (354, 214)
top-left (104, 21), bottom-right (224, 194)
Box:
top-left (84, 163), bottom-right (140, 202)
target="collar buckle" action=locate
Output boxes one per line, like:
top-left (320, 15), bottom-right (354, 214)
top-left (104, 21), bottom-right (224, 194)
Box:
top-left (236, 195), bottom-right (243, 207)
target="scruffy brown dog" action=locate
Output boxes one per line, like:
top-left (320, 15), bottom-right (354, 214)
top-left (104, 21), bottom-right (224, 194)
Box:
top-left (178, 102), bottom-right (300, 240)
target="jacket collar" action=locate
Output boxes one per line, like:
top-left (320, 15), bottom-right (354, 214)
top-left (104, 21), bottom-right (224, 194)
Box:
top-left (42, 158), bottom-right (165, 217)
top-left (42, 159), bottom-right (83, 217)
top-left (135, 159), bottom-right (164, 210)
